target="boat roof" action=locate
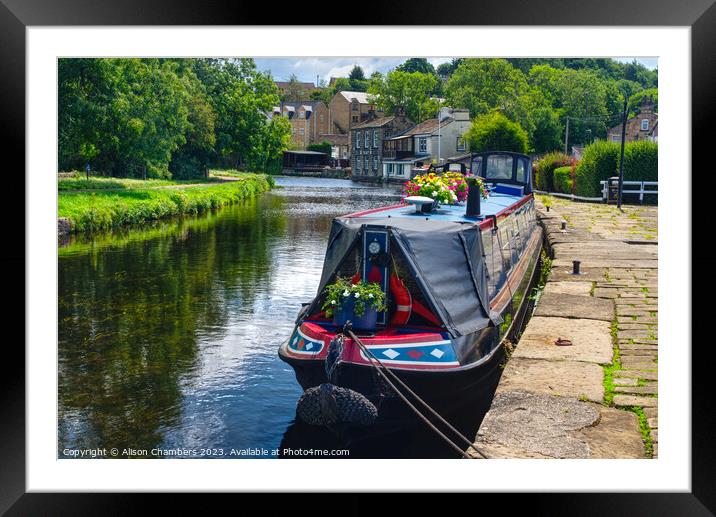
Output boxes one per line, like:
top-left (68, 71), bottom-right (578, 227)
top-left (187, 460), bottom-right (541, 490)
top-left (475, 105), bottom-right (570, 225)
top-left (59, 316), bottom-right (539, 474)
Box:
top-left (347, 190), bottom-right (528, 228)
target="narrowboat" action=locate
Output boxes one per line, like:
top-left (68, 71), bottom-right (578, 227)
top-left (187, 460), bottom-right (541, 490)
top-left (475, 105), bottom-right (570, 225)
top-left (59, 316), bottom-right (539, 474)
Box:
top-left (278, 151), bottom-right (543, 436)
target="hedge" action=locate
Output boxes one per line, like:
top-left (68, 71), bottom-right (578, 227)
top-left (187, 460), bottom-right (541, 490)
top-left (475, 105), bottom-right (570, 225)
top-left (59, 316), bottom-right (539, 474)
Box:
top-left (534, 151), bottom-right (572, 192)
top-left (553, 166), bottom-right (573, 194)
top-left (574, 140), bottom-right (658, 197)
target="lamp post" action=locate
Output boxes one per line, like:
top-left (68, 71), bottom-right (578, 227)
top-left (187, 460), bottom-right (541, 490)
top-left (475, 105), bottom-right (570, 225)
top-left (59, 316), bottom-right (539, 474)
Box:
top-left (617, 95), bottom-right (628, 209)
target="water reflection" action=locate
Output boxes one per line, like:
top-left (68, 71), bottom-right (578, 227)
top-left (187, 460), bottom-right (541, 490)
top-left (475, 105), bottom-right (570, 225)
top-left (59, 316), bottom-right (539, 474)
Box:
top-left (58, 177), bottom-right (402, 457)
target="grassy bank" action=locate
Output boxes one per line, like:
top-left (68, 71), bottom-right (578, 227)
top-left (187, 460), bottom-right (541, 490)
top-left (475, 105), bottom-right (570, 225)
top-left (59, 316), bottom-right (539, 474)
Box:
top-left (58, 172), bottom-right (274, 233)
top-left (58, 174), bottom-right (221, 191)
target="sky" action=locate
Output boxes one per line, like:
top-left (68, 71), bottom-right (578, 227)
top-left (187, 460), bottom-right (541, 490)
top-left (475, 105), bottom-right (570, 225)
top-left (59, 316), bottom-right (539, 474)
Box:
top-left (254, 57), bottom-right (658, 85)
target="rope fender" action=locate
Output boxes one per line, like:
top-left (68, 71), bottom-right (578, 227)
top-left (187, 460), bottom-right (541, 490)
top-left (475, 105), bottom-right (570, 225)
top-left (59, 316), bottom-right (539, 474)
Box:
top-left (296, 383), bottom-right (378, 427)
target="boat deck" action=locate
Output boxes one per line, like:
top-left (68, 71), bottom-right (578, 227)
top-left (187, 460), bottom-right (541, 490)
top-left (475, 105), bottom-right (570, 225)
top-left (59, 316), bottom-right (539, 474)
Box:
top-left (351, 191), bottom-right (525, 223)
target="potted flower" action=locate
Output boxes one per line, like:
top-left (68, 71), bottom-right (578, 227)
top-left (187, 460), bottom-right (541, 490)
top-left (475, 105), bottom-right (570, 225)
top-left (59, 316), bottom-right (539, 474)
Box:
top-left (463, 173), bottom-right (489, 199)
top-left (321, 277), bottom-right (387, 331)
top-left (403, 172), bottom-right (486, 211)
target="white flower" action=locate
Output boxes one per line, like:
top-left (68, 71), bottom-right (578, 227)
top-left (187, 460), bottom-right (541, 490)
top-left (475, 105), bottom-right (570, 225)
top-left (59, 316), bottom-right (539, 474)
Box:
top-left (331, 300), bottom-right (336, 305)
top-left (354, 292), bottom-right (360, 298)
top-left (432, 191), bottom-right (437, 197)
top-left (368, 293), bottom-right (374, 299)
top-left (343, 290), bottom-right (350, 297)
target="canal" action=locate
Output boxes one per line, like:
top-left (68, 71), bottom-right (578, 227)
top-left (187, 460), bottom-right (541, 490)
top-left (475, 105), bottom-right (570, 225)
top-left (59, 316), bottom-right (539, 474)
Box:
top-left (59, 177), bottom-right (410, 458)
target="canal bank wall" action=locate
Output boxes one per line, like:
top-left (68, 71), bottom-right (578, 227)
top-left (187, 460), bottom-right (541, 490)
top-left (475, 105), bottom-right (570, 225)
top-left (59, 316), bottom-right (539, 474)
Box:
top-left (469, 198), bottom-right (658, 459)
top-left (281, 168), bottom-right (350, 179)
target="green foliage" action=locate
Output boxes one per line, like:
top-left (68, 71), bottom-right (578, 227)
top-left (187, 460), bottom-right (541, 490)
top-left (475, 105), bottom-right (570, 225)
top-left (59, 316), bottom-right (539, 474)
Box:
top-left (627, 88), bottom-right (658, 117)
top-left (446, 59), bottom-right (545, 138)
top-left (574, 140), bottom-right (658, 197)
top-left (58, 58), bottom-right (291, 180)
top-left (396, 58), bottom-right (436, 75)
top-left (321, 278), bottom-right (387, 318)
top-left (574, 140), bottom-right (620, 197)
top-left (465, 112), bottom-right (529, 154)
top-left (534, 151), bottom-right (572, 191)
top-left (367, 70), bottom-right (441, 122)
top-left (58, 175), bottom-right (215, 191)
top-left (58, 173), bottom-right (273, 232)
top-left (553, 166), bottom-right (574, 194)
top-left (531, 107), bottom-right (563, 153)
top-left (307, 141), bottom-right (332, 156)
top-left (623, 140), bottom-right (658, 182)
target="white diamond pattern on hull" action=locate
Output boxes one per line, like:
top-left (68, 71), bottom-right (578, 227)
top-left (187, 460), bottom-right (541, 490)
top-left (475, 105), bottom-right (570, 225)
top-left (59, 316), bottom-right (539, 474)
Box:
top-left (382, 349), bottom-right (400, 360)
top-left (430, 348), bottom-right (445, 358)
top-left (305, 342), bottom-right (313, 350)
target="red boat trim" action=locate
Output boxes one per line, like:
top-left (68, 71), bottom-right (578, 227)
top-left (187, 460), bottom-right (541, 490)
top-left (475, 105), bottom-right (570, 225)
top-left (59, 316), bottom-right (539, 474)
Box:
top-left (344, 203), bottom-right (405, 218)
top-left (478, 193), bottom-right (534, 231)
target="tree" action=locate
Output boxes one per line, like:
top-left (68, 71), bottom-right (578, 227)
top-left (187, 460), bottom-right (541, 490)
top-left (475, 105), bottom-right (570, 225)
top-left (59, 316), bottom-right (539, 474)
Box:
top-left (282, 73), bottom-right (310, 102)
top-left (445, 59), bottom-right (543, 138)
top-left (436, 58), bottom-right (464, 79)
top-left (397, 58), bottom-right (436, 75)
top-left (367, 70), bottom-right (441, 123)
top-left (466, 112), bottom-right (529, 154)
top-left (627, 88), bottom-right (658, 117)
top-left (348, 65), bottom-right (365, 81)
top-left (530, 107), bottom-right (562, 153)
top-left (307, 141), bottom-right (332, 156)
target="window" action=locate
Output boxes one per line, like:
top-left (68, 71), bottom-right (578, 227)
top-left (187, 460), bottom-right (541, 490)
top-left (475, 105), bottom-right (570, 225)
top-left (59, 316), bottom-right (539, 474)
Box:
top-left (611, 135), bottom-right (620, 142)
top-left (516, 159), bottom-right (527, 184)
top-left (373, 156), bottom-right (378, 170)
top-left (641, 119), bottom-right (649, 131)
top-left (365, 131), bottom-right (370, 148)
top-left (418, 137), bottom-right (427, 153)
top-left (486, 155), bottom-right (513, 181)
top-left (352, 116), bottom-right (358, 123)
top-left (386, 163), bottom-right (394, 176)
top-left (299, 128), bottom-right (304, 135)
top-left (365, 157), bottom-right (369, 172)
top-left (457, 136), bottom-right (467, 152)
top-left (356, 132), bottom-right (361, 148)
top-left (373, 130), bottom-right (378, 148)
top-left (299, 111), bottom-right (305, 119)
top-left (320, 114), bottom-right (324, 122)
top-left (355, 158), bottom-right (360, 172)
top-left (470, 156), bottom-right (482, 176)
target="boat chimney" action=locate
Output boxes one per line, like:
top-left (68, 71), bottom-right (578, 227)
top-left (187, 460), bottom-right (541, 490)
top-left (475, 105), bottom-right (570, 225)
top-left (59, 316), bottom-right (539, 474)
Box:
top-left (465, 177), bottom-right (481, 217)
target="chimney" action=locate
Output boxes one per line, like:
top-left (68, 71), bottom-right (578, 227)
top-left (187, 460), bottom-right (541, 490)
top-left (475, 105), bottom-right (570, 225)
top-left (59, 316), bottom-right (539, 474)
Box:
top-left (395, 106), bottom-right (406, 117)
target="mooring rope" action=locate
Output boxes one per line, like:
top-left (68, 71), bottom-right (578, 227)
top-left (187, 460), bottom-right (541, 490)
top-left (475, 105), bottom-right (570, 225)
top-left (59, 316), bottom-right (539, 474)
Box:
top-left (345, 327), bottom-right (489, 459)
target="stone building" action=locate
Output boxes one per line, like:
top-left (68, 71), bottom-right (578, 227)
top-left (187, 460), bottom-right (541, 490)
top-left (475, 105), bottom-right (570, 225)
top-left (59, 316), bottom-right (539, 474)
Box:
top-left (606, 96), bottom-right (658, 144)
top-left (271, 101), bottom-right (330, 150)
top-left (381, 108), bottom-right (471, 181)
top-left (328, 91), bottom-right (383, 153)
top-left (349, 112), bottom-right (413, 181)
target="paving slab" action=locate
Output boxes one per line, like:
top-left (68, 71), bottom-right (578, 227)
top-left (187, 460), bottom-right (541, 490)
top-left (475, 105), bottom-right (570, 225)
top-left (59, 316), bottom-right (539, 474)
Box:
top-left (533, 292), bottom-right (614, 321)
top-left (613, 394), bottom-right (658, 408)
top-left (473, 391), bottom-right (644, 459)
top-left (513, 316), bottom-right (613, 364)
top-left (570, 406), bottom-right (645, 459)
top-left (496, 357), bottom-right (604, 402)
top-left (473, 391), bottom-right (600, 458)
top-left (553, 258), bottom-right (658, 269)
top-left (543, 281), bottom-right (593, 297)
top-left (614, 369), bottom-right (658, 381)
top-left (549, 267), bottom-right (607, 283)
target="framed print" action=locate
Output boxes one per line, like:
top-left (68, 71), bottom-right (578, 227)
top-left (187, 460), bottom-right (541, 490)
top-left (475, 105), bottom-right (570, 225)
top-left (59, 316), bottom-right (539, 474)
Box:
top-left (3, 0), bottom-right (714, 512)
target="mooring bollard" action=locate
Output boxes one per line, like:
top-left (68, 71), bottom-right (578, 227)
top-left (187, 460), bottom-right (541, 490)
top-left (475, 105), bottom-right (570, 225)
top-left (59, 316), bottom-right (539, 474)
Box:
top-left (561, 220), bottom-right (567, 231)
top-left (572, 260), bottom-right (581, 275)
top-left (546, 206), bottom-right (550, 212)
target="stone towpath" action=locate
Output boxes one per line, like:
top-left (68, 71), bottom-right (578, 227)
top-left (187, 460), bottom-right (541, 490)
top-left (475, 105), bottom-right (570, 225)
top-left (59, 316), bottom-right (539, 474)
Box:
top-left (469, 197), bottom-right (658, 459)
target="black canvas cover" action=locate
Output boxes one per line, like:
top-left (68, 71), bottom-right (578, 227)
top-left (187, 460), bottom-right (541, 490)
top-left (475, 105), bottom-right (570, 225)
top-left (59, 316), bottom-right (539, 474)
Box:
top-left (308, 215), bottom-right (501, 338)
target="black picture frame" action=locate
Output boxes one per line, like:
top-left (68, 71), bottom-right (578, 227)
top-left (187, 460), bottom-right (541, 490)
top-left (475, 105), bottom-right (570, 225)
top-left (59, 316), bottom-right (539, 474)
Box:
top-left (3, 0), bottom-right (713, 513)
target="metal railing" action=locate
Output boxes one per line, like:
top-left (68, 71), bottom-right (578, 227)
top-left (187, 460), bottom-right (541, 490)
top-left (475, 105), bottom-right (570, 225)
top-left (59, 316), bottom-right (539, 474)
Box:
top-left (600, 180), bottom-right (658, 202)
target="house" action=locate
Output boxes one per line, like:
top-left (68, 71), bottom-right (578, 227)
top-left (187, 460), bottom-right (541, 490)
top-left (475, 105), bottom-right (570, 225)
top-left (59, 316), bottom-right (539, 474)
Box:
top-left (270, 101), bottom-right (330, 150)
top-left (328, 91), bottom-right (383, 151)
top-left (382, 108), bottom-right (471, 181)
top-left (275, 80), bottom-right (316, 97)
top-left (349, 111), bottom-right (413, 181)
top-left (607, 95), bottom-right (658, 144)
top-left (317, 133), bottom-right (349, 160)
